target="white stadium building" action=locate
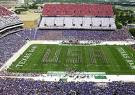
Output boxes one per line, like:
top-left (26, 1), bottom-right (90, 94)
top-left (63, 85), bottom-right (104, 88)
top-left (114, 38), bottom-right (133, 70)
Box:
top-left (39, 4), bottom-right (116, 30)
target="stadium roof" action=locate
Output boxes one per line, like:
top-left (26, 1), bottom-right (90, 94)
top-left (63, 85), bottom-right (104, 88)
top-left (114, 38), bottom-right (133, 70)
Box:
top-left (42, 4), bottom-right (114, 17)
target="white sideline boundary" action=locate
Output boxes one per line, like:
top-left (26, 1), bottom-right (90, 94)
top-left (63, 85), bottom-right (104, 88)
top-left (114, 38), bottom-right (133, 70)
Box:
top-left (0, 40), bottom-right (135, 82)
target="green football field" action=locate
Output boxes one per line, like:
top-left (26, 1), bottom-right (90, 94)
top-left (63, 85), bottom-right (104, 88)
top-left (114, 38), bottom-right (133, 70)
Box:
top-left (8, 44), bottom-right (135, 75)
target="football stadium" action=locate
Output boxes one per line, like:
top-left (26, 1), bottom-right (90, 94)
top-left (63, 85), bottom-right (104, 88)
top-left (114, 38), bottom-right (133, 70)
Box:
top-left (0, 0), bottom-right (135, 95)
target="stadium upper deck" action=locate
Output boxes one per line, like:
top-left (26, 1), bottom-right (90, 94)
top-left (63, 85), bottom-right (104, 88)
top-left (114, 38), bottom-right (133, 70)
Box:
top-left (0, 6), bottom-right (23, 36)
top-left (39, 4), bottom-right (116, 30)
top-left (42, 4), bottom-right (114, 17)
top-left (0, 6), bottom-right (13, 16)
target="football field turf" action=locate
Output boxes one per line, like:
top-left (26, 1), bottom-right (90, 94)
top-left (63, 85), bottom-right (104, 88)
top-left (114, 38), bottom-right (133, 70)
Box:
top-left (8, 44), bottom-right (135, 75)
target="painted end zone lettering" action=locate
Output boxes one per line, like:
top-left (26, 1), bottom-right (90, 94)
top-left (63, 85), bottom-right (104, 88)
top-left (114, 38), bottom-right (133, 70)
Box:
top-left (16, 46), bottom-right (37, 67)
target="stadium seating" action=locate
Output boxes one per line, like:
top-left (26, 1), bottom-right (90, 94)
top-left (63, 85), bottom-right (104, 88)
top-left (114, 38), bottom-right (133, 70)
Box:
top-left (0, 78), bottom-right (134, 95)
top-left (0, 31), bottom-right (26, 64)
top-left (36, 29), bottom-right (133, 41)
top-left (42, 4), bottom-right (113, 17)
top-left (0, 6), bottom-right (23, 33)
top-left (39, 4), bottom-right (116, 30)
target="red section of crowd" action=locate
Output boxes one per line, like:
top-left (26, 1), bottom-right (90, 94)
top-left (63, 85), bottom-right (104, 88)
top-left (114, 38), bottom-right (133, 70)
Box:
top-left (42, 4), bottom-right (114, 17)
top-left (0, 6), bottom-right (13, 16)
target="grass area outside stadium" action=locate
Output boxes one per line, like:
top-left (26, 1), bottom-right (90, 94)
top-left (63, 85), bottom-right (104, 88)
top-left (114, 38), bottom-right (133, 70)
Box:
top-left (7, 43), bottom-right (135, 75)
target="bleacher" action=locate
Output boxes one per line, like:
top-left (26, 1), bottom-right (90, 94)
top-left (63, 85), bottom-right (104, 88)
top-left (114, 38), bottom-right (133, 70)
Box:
top-left (42, 4), bottom-right (113, 17)
top-left (0, 6), bottom-right (23, 35)
top-left (39, 4), bottom-right (116, 30)
top-left (0, 78), bottom-right (134, 95)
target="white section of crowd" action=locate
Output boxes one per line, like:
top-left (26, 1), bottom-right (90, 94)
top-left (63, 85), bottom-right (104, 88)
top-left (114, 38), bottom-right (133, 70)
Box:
top-left (1, 40), bottom-right (135, 82)
top-left (0, 6), bottom-right (23, 33)
top-left (39, 17), bottom-right (116, 30)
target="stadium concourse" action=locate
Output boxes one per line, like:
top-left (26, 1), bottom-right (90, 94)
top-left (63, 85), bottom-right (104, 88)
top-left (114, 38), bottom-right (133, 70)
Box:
top-left (0, 3), bottom-right (135, 95)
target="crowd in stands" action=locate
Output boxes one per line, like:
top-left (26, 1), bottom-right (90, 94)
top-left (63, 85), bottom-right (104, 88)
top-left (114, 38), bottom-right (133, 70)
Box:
top-left (36, 29), bottom-right (134, 41)
top-left (40, 4), bottom-right (116, 30)
top-left (0, 78), bottom-right (134, 95)
top-left (0, 31), bottom-right (26, 65)
top-left (0, 6), bottom-right (23, 33)
top-left (42, 4), bottom-right (113, 17)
